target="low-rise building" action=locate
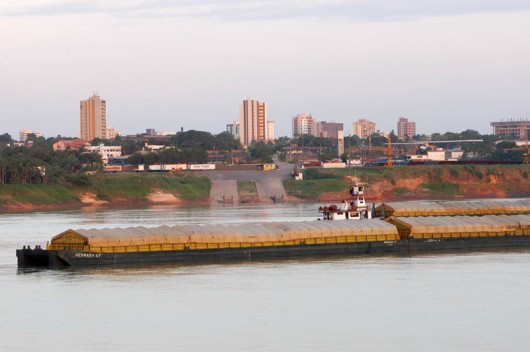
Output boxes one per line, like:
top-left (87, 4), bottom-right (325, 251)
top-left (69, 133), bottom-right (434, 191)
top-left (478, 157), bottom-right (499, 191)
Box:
top-left (84, 144), bottom-right (122, 164)
top-left (490, 119), bottom-right (530, 139)
top-left (316, 121), bottom-right (343, 139)
top-left (53, 139), bottom-right (90, 151)
top-left (144, 143), bottom-right (166, 151)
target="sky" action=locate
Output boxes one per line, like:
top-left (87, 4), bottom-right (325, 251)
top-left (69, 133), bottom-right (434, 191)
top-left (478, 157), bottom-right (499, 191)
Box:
top-left (1, 0), bottom-right (529, 140)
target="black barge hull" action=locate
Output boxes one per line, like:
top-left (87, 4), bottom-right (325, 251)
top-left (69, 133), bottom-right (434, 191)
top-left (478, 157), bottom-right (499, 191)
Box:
top-left (17, 235), bottom-right (530, 268)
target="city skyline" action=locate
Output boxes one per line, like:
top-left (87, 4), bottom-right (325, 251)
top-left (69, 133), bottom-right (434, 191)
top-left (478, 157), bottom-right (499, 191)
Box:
top-left (1, 1), bottom-right (529, 139)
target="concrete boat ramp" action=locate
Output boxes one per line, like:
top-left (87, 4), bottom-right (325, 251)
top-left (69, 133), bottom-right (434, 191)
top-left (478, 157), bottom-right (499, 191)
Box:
top-left (205, 162), bottom-right (291, 204)
top-left (210, 180), bottom-right (238, 204)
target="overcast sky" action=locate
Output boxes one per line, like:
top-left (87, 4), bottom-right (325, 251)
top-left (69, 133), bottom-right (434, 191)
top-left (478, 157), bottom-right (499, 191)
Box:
top-left (1, 0), bottom-right (529, 139)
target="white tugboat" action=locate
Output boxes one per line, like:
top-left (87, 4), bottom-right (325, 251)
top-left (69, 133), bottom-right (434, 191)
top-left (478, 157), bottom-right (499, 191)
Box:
top-left (319, 185), bottom-right (373, 220)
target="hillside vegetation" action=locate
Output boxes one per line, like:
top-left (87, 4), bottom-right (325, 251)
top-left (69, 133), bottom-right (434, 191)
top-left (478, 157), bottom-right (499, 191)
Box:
top-left (0, 173), bottom-right (211, 210)
top-left (284, 165), bottom-right (530, 201)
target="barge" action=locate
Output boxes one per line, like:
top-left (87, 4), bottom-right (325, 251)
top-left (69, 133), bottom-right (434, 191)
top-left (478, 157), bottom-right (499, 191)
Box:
top-left (375, 199), bottom-right (530, 217)
top-left (16, 214), bottom-right (530, 267)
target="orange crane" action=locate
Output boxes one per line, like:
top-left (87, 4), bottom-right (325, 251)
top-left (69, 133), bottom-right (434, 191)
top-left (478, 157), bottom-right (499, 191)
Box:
top-left (384, 134), bottom-right (394, 166)
top-left (365, 134), bottom-right (394, 166)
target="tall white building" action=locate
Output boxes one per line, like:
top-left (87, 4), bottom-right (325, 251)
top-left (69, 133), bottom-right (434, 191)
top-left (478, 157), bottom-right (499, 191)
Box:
top-left (19, 128), bottom-right (42, 142)
top-left (226, 120), bottom-right (240, 139)
top-left (353, 118), bottom-right (376, 139)
top-left (266, 120), bottom-right (275, 141)
top-left (239, 98), bottom-right (267, 147)
top-left (292, 114), bottom-right (317, 137)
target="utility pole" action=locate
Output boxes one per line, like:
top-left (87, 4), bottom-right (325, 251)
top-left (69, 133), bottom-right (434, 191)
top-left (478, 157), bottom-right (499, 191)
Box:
top-left (523, 128), bottom-right (530, 165)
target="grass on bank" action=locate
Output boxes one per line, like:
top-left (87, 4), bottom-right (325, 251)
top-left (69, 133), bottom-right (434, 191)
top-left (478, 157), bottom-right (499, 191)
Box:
top-left (311, 164), bottom-right (529, 180)
top-left (0, 172), bottom-right (212, 205)
top-left (237, 181), bottom-right (257, 194)
top-left (88, 172), bottom-right (211, 201)
top-left (237, 181), bottom-right (259, 203)
top-left (0, 184), bottom-right (80, 205)
top-left (420, 182), bottom-right (460, 195)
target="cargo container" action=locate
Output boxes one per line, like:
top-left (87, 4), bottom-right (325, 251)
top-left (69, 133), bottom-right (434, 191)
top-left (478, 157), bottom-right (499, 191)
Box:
top-left (147, 164), bottom-right (162, 172)
top-left (162, 164), bottom-right (187, 171)
top-left (188, 164), bottom-right (216, 171)
top-left (103, 165), bottom-right (122, 173)
top-left (375, 200), bottom-right (530, 218)
top-left (322, 162), bottom-right (346, 168)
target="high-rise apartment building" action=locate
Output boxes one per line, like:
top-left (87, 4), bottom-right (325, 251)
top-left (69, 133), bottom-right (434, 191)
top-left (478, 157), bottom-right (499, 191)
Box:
top-left (316, 121), bottom-right (343, 139)
top-left (239, 98), bottom-right (267, 147)
top-left (353, 118), bottom-right (376, 139)
top-left (490, 119), bottom-right (530, 139)
top-left (397, 117), bottom-right (416, 139)
top-left (267, 120), bottom-right (275, 141)
top-left (106, 127), bottom-right (120, 140)
top-left (226, 120), bottom-right (240, 139)
top-left (80, 93), bottom-right (107, 141)
top-left (292, 114), bottom-right (317, 138)
top-left (19, 128), bottom-right (42, 142)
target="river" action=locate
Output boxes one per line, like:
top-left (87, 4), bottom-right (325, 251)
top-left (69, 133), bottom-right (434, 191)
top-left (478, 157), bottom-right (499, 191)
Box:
top-left (1, 204), bottom-right (530, 351)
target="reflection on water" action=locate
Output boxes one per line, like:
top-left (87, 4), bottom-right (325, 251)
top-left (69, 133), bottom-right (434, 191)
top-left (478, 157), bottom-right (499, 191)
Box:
top-left (2, 204), bottom-right (530, 351)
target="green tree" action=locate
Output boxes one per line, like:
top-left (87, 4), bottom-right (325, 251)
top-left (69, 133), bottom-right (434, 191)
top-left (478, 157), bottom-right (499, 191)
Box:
top-left (461, 129), bottom-right (482, 140)
top-left (369, 134), bottom-right (387, 147)
top-left (171, 130), bottom-right (217, 149)
top-left (127, 153), bottom-right (145, 166)
top-left (144, 152), bottom-right (159, 165)
top-left (159, 148), bottom-right (182, 164)
top-left (0, 133), bottom-right (13, 144)
top-left (249, 141), bottom-right (274, 162)
top-left (215, 131), bottom-right (242, 150)
top-left (180, 147), bottom-right (209, 164)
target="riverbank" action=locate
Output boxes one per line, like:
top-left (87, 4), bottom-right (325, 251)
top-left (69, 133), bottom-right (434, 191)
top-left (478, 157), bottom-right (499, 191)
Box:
top-left (1, 165), bottom-right (529, 212)
top-left (0, 173), bottom-right (211, 212)
top-left (285, 164), bottom-right (530, 202)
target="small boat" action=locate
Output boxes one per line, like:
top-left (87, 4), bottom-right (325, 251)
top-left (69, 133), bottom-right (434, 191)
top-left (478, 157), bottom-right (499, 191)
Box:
top-left (319, 185), bottom-right (373, 220)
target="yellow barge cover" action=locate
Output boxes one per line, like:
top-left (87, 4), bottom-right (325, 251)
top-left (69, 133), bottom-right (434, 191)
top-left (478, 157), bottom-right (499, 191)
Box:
top-left (386, 214), bottom-right (530, 239)
top-left (375, 199), bottom-right (530, 217)
top-left (48, 220), bottom-right (399, 253)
